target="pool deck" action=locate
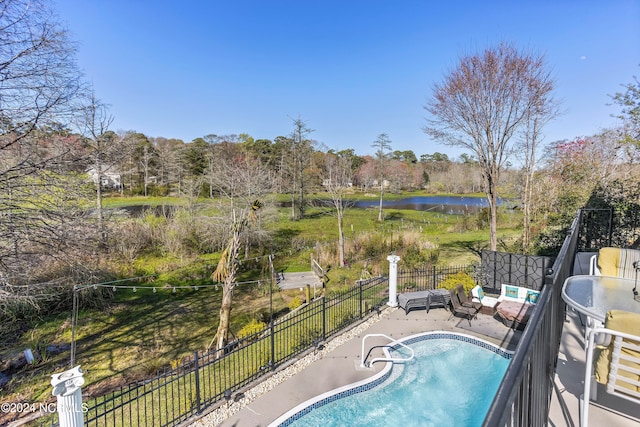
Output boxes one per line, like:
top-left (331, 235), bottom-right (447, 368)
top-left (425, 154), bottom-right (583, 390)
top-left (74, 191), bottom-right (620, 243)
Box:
top-left (186, 300), bottom-right (640, 427)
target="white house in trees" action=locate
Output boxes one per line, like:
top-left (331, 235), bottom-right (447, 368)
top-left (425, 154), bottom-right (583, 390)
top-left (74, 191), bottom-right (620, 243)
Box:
top-left (86, 167), bottom-right (122, 189)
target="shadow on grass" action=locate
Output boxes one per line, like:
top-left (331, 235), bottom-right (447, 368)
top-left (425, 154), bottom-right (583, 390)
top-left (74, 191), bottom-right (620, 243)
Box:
top-left (384, 211), bottom-right (405, 221)
top-left (271, 227), bottom-right (302, 248)
top-left (68, 284), bottom-right (288, 398)
top-left (441, 238), bottom-right (488, 256)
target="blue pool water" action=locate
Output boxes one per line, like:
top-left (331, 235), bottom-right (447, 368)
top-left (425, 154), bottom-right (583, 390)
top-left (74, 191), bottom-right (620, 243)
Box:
top-left (278, 334), bottom-right (510, 427)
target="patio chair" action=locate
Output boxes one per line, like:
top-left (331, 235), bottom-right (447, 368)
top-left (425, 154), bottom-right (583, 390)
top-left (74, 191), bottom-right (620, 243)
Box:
top-left (448, 287), bottom-right (479, 326)
top-left (581, 310), bottom-right (640, 427)
top-left (589, 247), bottom-right (640, 278)
top-left (456, 284), bottom-right (482, 310)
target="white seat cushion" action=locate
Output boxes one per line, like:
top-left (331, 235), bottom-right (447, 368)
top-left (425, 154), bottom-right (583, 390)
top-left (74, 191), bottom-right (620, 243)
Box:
top-left (471, 285), bottom-right (499, 307)
top-left (480, 295), bottom-right (499, 308)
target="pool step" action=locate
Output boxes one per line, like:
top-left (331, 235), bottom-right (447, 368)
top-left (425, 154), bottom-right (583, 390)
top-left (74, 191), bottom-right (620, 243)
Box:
top-left (360, 333), bottom-right (415, 368)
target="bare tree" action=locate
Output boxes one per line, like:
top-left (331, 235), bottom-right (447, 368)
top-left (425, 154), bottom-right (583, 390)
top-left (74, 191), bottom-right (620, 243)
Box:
top-left (610, 73), bottom-right (640, 147)
top-left (209, 199), bottom-right (263, 354)
top-left (137, 138), bottom-right (157, 197)
top-left (282, 117), bottom-right (314, 220)
top-left (0, 0), bottom-right (82, 153)
top-left (322, 153), bottom-right (353, 267)
top-left (0, 0), bottom-right (87, 276)
top-left (518, 92), bottom-right (560, 251)
top-left (152, 137), bottom-right (185, 192)
top-left (424, 43), bottom-right (556, 250)
top-left (353, 155), bottom-right (376, 191)
top-left (76, 93), bottom-right (122, 243)
top-left (0, 130), bottom-right (93, 276)
top-left (114, 131), bottom-right (155, 196)
top-left (206, 156), bottom-right (273, 353)
top-left (372, 133), bottom-right (392, 221)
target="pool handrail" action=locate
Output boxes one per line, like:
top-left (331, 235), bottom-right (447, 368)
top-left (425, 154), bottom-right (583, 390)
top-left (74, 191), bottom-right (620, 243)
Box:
top-left (360, 333), bottom-right (415, 368)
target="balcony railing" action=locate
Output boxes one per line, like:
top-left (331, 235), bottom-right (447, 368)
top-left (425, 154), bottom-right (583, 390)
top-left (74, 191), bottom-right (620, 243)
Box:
top-left (483, 208), bottom-right (615, 426)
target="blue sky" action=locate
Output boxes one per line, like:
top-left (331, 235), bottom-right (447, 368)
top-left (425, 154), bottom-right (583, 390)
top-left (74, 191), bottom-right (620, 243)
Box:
top-left (55, 0), bottom-right (640, 158)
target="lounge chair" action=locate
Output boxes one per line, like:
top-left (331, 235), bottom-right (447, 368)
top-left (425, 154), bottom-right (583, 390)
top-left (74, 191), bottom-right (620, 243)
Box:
top-left (397, 290), bottom-right (432, 315)
top-left (581, 310), bottom-right (640, 427)
top-left (448, 287), bottom-right (480, 326)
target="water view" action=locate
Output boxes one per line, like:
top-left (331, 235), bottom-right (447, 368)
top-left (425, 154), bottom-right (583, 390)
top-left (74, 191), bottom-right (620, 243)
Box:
top-left (117, 196), bottom-right (510, 217)
top-left (353, 196), bottom-right (504, 214)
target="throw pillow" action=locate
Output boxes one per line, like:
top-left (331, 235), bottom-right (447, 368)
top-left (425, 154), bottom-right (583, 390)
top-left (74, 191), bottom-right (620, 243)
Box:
top-left (525, 290), bottom-right (540, 304)
top-left (505, 285), bottom-right (519, 299)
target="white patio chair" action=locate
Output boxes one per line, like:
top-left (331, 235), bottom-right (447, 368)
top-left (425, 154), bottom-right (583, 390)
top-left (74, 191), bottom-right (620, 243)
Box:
top-left (589, 254), bottom-right (601, 275)
top-left (581, 312), bottom-right (640, 427)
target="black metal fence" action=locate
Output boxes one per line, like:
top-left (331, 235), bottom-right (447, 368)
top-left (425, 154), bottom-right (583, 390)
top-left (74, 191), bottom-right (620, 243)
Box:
top-left (482, 206), bottom-right (639, 425)
top-left (41, 274), bottom-right (386, 426)
top-left (395, 264), bottom-right (474, 293)
top-left (479, 251), bottom-right (551, 293)
top-left (577, 203), bottom-right (640, 251)
top-left (577, 208), bottom-right (613, 251)
top-left (38, 247), bottom-right (566, 427)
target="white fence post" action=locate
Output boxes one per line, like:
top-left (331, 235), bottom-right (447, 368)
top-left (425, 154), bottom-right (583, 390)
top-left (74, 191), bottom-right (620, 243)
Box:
top-left (387, 254), bottom-right (400, 307)
top-left (51, 365), bottom-right (85, 427)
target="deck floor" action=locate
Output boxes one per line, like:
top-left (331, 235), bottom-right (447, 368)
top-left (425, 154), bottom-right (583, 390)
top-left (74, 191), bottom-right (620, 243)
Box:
top-left (548, 309), bottom-right (640, 426)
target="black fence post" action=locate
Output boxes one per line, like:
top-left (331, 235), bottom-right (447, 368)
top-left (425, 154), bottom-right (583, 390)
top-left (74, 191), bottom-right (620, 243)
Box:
top-left (359, 280), bottom-right (363, 319)
top-left (193, 350), bottom-right (201, 414)
top-left (322, 296), bottom-right (326, 340)
top-left (270, 319), bottom-right (275, 371)
top-left (432, 265), bottom-right (437, 289)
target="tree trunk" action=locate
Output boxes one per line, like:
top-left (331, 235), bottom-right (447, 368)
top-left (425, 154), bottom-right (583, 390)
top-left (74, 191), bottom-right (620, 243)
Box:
top-left (378, 184), bottom-right (384, 222)
top-left (214, 283), bottom-right (233, 354)
top-left (144, 165), bottom-right (148, 197)
top-left (522, 171), bottom-right (532, 251)
top-left (95, 160), bottom-right (105, 245)
top-left (337, 210), bottom-right (345, 267)
top-left (488, 180), bottom-right (498, 252)
top-left (213, 212), bottom-right (243, 355)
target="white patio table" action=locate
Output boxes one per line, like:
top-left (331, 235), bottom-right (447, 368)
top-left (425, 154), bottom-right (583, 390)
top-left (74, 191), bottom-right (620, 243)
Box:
top-left (562, 274), bottom-right (640, 324)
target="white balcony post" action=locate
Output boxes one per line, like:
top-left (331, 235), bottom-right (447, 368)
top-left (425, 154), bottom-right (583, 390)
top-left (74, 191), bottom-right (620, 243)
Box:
top-left (51, 366), bottom-right (85, 427)
top-left (387, 255), bottom-right (400, 307)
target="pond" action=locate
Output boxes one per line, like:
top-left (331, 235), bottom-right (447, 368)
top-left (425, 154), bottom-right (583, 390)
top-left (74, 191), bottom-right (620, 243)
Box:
top-left (353, 196), bottom-right (505, 214)
top-left (113, 196), bottom-right (512, 218)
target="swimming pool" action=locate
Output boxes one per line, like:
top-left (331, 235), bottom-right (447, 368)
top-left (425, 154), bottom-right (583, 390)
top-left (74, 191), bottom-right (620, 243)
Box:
top-left (271, 332), bottom-right (511, 427)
